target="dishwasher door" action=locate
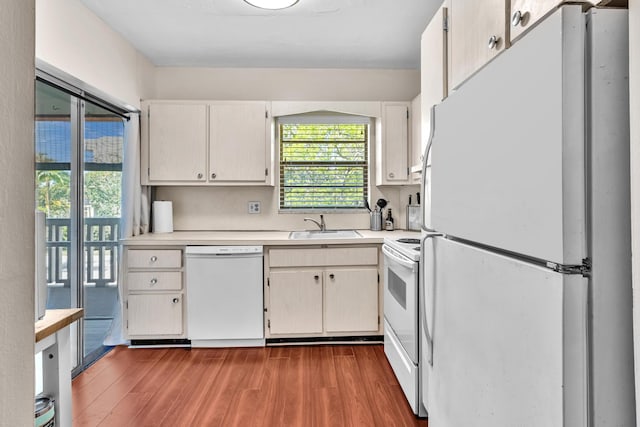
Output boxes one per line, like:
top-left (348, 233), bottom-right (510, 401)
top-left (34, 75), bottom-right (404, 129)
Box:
top-left (186, 246), bottom-right (264, 346)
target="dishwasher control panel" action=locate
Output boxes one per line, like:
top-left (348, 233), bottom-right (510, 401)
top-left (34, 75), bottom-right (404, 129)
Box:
top-left (185, 245), bottom-right (263, 255)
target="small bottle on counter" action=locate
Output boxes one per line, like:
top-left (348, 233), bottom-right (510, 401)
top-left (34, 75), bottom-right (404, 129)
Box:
top-left (385, 208), bottom-right (395, 231)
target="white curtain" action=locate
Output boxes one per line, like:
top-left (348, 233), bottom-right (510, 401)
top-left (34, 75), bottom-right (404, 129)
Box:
top-left (104, 113), bottom-right (150, 346)
top-left (121, 114), bottom-right (150, 237)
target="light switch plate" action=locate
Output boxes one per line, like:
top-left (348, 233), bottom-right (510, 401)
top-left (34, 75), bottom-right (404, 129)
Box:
top-left (248, 201), bottom-right (261, 214)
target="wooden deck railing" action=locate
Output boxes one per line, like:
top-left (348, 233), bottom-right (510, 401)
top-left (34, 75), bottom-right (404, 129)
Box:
top-left (46, 218), bottom-right (120, 288)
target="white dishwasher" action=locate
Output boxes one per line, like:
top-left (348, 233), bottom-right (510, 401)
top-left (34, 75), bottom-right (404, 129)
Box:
top-left (185, 246), bottom-right (264, 347)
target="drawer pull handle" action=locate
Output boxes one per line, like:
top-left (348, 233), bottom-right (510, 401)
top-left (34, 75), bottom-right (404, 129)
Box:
top-left (172, 298), bottom-right (180, 304)
top-left (211, 172), bottom-right (217, 179)
top-left (329, 273), bottom-right (335, 280)
top-left (150, 278), bottom-right (158, 285)
top-left (314, 275), bottom-right (319, 281)
top-left (197, 172), bottom-right (203, 179)
top-left (150, 256), bottom-right (158, 262)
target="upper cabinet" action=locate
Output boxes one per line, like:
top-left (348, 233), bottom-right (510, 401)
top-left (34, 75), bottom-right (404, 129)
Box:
top-left (208, 102), bottom-right (270, 183)
top-left (142, 100), bottom-right (273, 186)
top-left (424, 0), bottom-right (627, 97)
top-left (419, 0), bottom-right (450, 176)
top-left (509, 0), bottom-right (575, 42)
top-left (509, 0), bottom-right (627, 43)
top-left (376, 102), bottom-right (410, 185)
top-left (410, 94), bottom-right (422, 184)
top-left (147, 103), bottom-right (208, 183)
top-left (449, 0), bottom-right (508, 91)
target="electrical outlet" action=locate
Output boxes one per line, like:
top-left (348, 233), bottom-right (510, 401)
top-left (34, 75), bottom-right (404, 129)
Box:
top-left (248, 201), bottom-right (261, 214)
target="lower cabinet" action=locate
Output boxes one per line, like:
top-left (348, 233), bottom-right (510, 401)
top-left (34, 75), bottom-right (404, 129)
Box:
top-left (124, 247), bottom-right (186, 340)
top-left (266, 246), bottom-right (381, 338)
top-left (127, 293), bottom-right (184, 336)
top-left (324, 268), bottom-right (379, 333)
top-left (269, 270), bottom-right (323, 335)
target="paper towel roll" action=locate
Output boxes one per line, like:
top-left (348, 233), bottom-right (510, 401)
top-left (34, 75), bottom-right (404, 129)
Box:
top-left (153, 201), bottom-right (173, 233)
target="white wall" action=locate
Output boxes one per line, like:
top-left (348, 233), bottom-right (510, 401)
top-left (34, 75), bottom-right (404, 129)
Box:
top-left (154, 67), bottom-right (419, 101)
top-left (629, 1), bottom-right (640, 424)
top-left (159, 173), bottom-right (419, 232)
top-left (35, 0), bottom-right (154, 107)
top-left (153, 67), bottom-right (421, 231)
top-left (0, 1), bottom-right (36, 426)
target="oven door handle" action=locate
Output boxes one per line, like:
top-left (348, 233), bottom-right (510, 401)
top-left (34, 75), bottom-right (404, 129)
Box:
top-left (382, 244), bottom-right (416, 271)
top-left (421, 233), bottom-right (442, 366)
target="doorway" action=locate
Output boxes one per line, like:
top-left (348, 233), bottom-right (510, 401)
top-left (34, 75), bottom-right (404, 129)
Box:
top-left (35, 78), bottom-right (126, 372)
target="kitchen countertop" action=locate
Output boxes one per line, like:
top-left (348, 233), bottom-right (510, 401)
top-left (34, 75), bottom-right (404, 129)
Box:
top-left (35, 308), bottom-right (84, 343)
top-left (121, 229), bottom-right (421, 246)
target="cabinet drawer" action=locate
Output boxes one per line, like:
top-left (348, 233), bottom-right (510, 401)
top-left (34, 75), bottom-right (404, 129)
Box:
top-left (127, 249), bottom-right (182, 269)
top-left (127, 271), bottom-right (182, 291)
top-left (269, 247), bottom-right (378, 267)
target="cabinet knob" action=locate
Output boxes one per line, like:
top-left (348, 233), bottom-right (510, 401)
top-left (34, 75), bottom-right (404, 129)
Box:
top-left (388, 172), bottom-right (395, 178)
top-left (511, 10), bottom-right (529, 27)
top-left (314, 275), bottom-right (319, 281)
top-left (150, 278), bottom-right (158, 285)
top-left (488, 35), bottom-right (500, 50)
top-left (211, 172), bottom-right (217, 179)
top-left (329, 273), bottom-right (335, 280)
top-left (172, 298), bottom-right (180, 304)
top-left (197, 173), bottom-right (203, 179)
top-left (150, 256), bottom-right (158, 262)
top-left (511, 10), bottom-right (522, 27)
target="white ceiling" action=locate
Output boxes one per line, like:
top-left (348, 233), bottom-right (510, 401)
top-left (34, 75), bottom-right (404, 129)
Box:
top-left (79, 0), bottom-right (440, 69)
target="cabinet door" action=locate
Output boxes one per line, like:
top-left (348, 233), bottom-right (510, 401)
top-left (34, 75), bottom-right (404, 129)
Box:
top-left (509, 0), bottom-right (561, 42)
top-left (148, 103), bottom-right (208, 182)
top-left (378, 102), bottom-right (409, 185)
top-left (410, 94), bottom-right (422, 183)
top-left (127, 293), bottom-right (183, 336)
top-left (421, 1), bottom-right (449, 162)
top-left (269, 270), bottom-right (323, 335)
top-left (509, 1), bottom-right (622, 43)
top-left (450, 0), bottom-right (507, 90)
top-left (324, 268), bottom-right (379, 333)
top-left (209, 102), bottom-right (269, 183)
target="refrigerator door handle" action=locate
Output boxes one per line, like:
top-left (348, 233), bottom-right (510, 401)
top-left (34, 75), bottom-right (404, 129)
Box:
top-left (421, 233), bottom-right (442, 366)
top-left (420, 105), bottom-right (436, 232)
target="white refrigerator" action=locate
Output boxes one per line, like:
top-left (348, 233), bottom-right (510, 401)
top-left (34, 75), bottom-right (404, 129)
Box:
top-left (420, 6), bottom-right (635, 426)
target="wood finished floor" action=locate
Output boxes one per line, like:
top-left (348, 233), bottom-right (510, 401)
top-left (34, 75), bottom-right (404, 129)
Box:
top-left (72, 344), bottom-right (428, 427)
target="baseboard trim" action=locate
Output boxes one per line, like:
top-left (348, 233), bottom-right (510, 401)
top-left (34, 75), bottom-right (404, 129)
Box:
top-left (266, 335), bottom-right (383, 346)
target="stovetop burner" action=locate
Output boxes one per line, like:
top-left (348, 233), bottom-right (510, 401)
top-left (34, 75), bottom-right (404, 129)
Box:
top-left (397, 238), bottom-right (420, 244)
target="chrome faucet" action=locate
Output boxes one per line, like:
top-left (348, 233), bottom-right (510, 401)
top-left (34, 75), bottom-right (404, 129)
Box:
top-left (304, 214), bottom-right (326, 231)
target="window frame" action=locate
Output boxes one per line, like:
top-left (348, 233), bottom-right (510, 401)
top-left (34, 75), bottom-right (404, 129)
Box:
top-left (277, 113), bottom-right (372, 213)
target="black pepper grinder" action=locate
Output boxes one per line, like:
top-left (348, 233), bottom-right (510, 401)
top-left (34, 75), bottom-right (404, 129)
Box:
top-left (385, 208), bottom-right (395, 231)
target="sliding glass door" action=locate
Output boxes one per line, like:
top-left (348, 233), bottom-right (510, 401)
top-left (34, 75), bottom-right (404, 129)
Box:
top-left (82, 100), bottom-right (124, 365)
top-left (35, 79), bottom-right (125, 372)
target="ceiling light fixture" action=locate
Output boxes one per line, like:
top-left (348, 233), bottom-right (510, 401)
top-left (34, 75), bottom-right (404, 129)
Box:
top-left (243, 0), bottom-right (299, 10)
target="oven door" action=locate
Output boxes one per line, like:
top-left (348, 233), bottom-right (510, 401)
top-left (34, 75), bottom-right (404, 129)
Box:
top-left (382, 244), bottom-right (419, 363)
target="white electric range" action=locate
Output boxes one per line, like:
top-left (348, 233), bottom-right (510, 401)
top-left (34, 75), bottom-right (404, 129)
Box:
top-left (382, 236), bottom-right (425, 417)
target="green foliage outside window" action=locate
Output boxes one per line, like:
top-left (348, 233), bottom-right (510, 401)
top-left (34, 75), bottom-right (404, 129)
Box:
top-left (280, 123), bottom-right (368, 209)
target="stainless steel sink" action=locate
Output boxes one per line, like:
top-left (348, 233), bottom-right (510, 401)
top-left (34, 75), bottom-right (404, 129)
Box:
top-left (288, 230), bottom-right (363, 240)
